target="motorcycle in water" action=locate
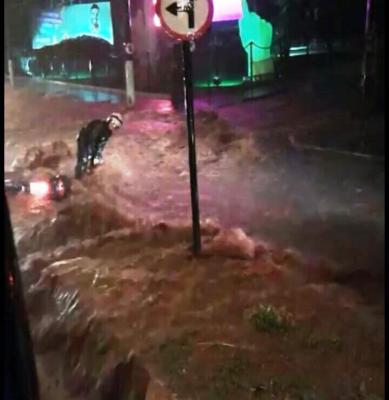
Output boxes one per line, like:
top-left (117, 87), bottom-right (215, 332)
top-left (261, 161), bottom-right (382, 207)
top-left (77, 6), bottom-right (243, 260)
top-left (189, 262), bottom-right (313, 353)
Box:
top-left (4, 174), bottom-right (71, 201)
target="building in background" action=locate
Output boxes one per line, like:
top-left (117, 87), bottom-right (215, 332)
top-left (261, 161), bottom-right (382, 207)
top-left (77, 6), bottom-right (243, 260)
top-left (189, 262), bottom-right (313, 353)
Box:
top-left (27, 1), bottom-right (120, 86)
top-left (149, 0), bottom-right (247, 89)
top-left (19, 0), bottom-right (371, 93)
top-left (24, 0), bottom-right (249, 91)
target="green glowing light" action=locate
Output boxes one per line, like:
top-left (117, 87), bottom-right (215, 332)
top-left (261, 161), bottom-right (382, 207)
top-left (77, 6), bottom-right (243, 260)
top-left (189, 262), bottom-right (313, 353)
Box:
top-left (37, 72), bottom-right (104, 80)
top-left (287, 45), bottom-right (329, 57)
top-left (65, 72), bottom-right (93, 79)
top-left (195, 79), bottom-right (243, 88)
top-left (238, 0), bottom-right (274, 77)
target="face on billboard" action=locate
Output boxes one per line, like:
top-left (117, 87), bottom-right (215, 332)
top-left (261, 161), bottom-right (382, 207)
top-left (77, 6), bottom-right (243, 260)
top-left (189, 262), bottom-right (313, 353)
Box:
top-left (90, 4), bottom-right (100, 32)
top-left (32, 2), bottom-right (114, 50)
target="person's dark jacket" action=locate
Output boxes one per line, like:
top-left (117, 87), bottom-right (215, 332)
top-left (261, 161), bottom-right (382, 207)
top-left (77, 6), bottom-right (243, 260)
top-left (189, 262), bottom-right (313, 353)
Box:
top-left (77, 119), bottom-right (112, 164)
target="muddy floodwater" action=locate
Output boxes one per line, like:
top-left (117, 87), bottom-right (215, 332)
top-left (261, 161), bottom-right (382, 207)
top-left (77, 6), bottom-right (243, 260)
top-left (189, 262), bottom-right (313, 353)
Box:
top-left (5, 84), bottom-right (384, 400)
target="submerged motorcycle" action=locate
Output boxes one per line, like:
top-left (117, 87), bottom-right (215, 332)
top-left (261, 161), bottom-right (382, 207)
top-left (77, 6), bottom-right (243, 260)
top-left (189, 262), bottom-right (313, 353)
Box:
top-left (5, 174), bottom-right (71, 201)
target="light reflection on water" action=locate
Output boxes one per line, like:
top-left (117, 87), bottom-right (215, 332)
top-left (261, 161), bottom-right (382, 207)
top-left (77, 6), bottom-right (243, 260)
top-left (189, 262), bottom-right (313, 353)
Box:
top-left (15, 78), bottom-right (123, 104)
top-left (47, 87), bottom-right (122, 104)
top-left (7, 193), bottom-right (56, 227)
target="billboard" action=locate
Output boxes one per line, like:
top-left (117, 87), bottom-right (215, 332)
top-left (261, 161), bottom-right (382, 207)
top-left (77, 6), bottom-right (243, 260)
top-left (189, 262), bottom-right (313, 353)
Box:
top-left (213, 0), bottom-right (243, 22)
top-left (32, 2), bottom-right (114, 50)
top-left (154, 0), bottom-right (243, 26)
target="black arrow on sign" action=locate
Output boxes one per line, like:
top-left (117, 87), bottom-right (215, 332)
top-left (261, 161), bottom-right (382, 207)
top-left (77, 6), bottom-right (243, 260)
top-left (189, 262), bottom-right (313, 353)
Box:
top-left (166, 2), bottom-right (179, 16)
top-left (166, 1), bottom-right (195, 29)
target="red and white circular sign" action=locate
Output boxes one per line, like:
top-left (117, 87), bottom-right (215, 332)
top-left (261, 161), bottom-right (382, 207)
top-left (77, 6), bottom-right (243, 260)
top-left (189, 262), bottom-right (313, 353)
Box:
top-left (156, 0), bottom-right (213, 41)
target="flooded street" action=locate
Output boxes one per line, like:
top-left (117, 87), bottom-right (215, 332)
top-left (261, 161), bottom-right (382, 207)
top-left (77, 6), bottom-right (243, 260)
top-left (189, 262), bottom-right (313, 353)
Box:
top-left (5, 75), bottom-right (384, 399)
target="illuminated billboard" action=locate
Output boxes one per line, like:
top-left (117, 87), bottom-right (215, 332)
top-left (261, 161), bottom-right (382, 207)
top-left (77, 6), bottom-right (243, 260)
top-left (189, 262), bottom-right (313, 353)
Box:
top-left (32, 2), bottom-right (114, 50)
top-left (213, 0), bottom-right (243, 22)
top-left (153, 0), bottom-right (242, 27)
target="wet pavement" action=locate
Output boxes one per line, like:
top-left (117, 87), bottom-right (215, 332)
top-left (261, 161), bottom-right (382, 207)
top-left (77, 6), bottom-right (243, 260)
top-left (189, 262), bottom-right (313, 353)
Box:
top-left (106, 138), bottom-right (384, 278)
top-left (12, 77), bottom-right (124, 104)
top-left (5, 66), bottom-right (385, 400)
top-left (7, 67), bottom-right (385, 283)
top-left (11, 76), bottom-right (170, 105)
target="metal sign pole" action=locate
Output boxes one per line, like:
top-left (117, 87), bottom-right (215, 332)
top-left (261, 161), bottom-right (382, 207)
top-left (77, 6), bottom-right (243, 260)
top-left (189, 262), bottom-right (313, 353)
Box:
top-left (125, 0), bottom-right (135, 106)
top-left (156, 0), bottom-right (213, 255)
top-left (250, 41), bottom-right (254, 83)
top-left (182, 40), bottom-right (201, 255)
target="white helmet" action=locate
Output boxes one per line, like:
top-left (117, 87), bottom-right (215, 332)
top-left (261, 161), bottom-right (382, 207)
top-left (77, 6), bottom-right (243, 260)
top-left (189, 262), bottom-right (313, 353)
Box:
top-left (107, 112), bottom-right (124, 128)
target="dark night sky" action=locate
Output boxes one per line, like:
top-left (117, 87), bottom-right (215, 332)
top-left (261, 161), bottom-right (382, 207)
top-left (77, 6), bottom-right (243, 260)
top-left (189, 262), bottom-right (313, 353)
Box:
top-left (5, 0), bottom-right (43, 49)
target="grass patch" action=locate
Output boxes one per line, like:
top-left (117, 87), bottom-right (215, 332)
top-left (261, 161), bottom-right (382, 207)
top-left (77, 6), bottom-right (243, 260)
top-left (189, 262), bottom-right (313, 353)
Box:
top-left (246, 304), bottom-right (295, 333)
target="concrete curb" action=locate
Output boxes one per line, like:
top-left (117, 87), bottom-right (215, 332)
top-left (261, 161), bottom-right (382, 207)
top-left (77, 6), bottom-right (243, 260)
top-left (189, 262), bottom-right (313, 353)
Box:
top-left (289, 134), bottom-right (385, 162)
top-left (7, 76), bottom-right (170, 100)
top-left (43, 78), bottom-right (170, 99)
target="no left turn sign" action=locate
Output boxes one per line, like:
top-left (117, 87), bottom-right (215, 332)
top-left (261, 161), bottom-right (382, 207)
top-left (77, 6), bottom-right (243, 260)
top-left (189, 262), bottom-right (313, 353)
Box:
top-left (156, 0), bottom-right (214, 40)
